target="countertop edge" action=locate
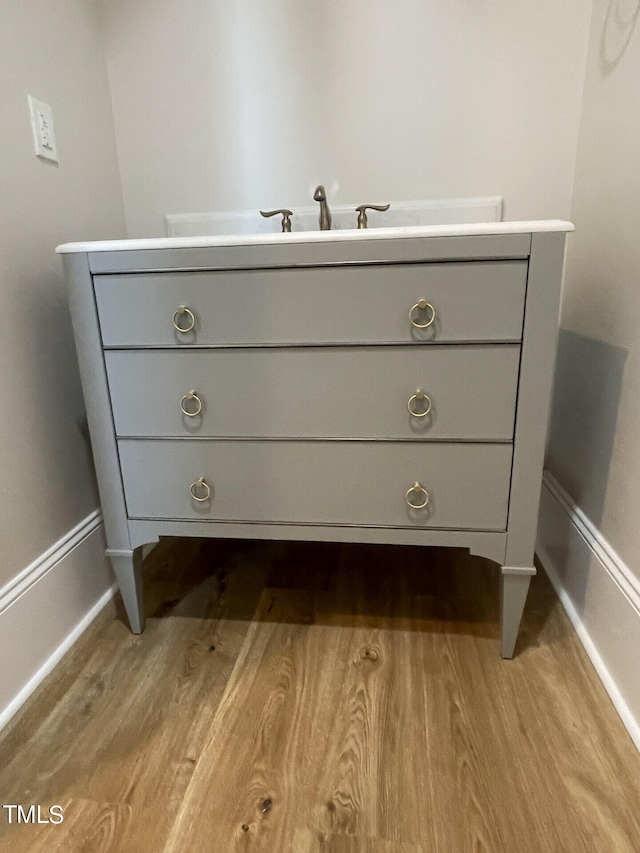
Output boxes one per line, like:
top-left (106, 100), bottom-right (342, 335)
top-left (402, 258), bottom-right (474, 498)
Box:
top-left (56, 220), bottom-right (575, 254)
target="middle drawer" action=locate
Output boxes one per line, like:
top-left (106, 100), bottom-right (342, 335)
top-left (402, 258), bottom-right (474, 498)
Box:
top-left (105, 345), bottom-right (519, 440)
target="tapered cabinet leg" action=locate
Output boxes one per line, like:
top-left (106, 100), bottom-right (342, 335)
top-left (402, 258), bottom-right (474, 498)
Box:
top-left (106, 547), bottom-right (146, 634)
top-left (500, 566), bottom-right (535, 658)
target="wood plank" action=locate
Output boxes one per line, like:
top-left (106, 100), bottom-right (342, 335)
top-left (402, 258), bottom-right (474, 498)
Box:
top-left (0, 538), bottom-right (266, 853)
top-left (163, 543), bottom-right (640, 852)
top-left (291, 829), bottom-right (425, 852)
top-left (1, 540), bottom-right (639, 853)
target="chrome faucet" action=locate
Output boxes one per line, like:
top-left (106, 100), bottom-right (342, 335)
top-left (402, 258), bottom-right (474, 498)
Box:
top-left (313, 185), bottom-right (332, 231)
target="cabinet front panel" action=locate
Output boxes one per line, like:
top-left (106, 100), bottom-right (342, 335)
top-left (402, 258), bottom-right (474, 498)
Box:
top-left (118, 440), bottom-right (513, 530)
top-left (106, 346), bottom-right (520, 440)
top-left (94, 261), bottom-right (527, 347)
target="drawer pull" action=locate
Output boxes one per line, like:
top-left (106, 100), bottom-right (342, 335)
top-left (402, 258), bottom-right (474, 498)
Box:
top-left (190, 477), bottom-right (211, 502)
top-left (407, 390), bottom-right (432, 418)
top-left (409, 299), bottom-right (436, 329)
top-left (405, 481), bottom-right (429, 509)
top-left (172, 305), bottom-right (196, 333)
top-left (180, 390), bottom-right (203, 417)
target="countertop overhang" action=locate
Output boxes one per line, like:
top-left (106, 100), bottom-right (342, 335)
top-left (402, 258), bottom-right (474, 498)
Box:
top-left (56, 220), bottom-right (574, 254)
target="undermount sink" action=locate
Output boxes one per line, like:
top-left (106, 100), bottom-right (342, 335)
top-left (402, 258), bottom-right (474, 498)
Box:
top-left (165, 196), bottom-right (504, 238)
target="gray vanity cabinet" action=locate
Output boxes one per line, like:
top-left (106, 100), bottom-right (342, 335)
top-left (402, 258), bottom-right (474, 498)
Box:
top-left (62, 228), bottom-right (568, 657)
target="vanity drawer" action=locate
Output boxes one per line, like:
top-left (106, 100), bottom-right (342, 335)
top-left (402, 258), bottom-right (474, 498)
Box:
top-left (106, 345), bottom-right (520, 440)
top-left (94, 261), bottom-right (527, 346)
top-left (118, 440), bottom-right (512, 530)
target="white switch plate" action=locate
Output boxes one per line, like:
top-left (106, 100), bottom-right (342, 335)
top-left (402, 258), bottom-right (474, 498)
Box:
top-left (28, 96), bottom-right (58, 163)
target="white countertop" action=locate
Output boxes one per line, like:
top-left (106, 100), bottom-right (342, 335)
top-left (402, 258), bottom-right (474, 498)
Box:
top-left (56, 220), bottom-right (574, 254)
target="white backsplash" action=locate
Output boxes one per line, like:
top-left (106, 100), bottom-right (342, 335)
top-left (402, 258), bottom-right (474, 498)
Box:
top-left (166, 196), bottom-right (503, 238)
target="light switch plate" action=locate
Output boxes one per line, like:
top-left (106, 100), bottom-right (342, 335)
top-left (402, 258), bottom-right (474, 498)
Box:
top-left (28, 96), bottom-right (58, 163)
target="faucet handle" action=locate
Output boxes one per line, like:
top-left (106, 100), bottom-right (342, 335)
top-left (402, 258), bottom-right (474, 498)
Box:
top-left (260, 208), bottom-right (293, 233)
top-left (355, 203), bottom-right (390, 229)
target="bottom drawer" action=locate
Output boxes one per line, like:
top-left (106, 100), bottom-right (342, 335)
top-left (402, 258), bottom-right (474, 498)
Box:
top-left (119, 440), bottom-right (512, 530)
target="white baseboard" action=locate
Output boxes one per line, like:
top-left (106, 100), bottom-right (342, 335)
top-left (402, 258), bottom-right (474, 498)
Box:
top-left (537, 471), bottom-right (640, 752)
top-left (0, 513), bottom-right (115, 732)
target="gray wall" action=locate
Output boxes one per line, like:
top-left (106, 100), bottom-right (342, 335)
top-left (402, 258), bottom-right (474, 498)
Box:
top-left (547, 0), bottom-right (640, 580)
top-left (99, 0), bottom-right (591, 236)
top-left (0, 0), bottom-right (125, 589)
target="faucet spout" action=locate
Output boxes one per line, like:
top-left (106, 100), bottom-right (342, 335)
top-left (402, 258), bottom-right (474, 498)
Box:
top-left (313, 185), bottom-right (332, 231)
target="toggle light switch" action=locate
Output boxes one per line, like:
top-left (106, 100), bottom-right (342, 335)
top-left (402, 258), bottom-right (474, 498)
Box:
top-left (28, 95), bottom-right (58, 163)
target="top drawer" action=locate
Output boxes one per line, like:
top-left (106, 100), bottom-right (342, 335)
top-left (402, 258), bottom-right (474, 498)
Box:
top-left (94, 261), bottom-right (527, 347)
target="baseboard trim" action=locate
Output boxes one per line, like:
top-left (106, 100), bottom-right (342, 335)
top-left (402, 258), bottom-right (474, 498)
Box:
top-left (0, 514), bottom-right (115, 732)
top-left (542, 472), bottom-right (640, 615)
top-left (0, 509), bottom-right (103, 615)
top-left (0, 585), bottom-right (115, 732)
top-left (537, 471), bottom-right (640, 752)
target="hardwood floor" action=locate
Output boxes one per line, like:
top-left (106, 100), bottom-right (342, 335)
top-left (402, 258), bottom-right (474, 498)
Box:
top-left (0, 538), bottom-right (638, 852)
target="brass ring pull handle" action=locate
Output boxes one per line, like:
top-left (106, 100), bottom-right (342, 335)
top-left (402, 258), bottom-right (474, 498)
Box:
top-left (407, 390), bottom-right (432, 418)
top-left (409, 300), bottom-right (436, 329)
top-left (172, 305), bottom-right (196, 333)
top-left (405, 481), bottom-right (429, 509)
top-left (190, 477), bottom-right (211, 502)
top-left (180, 390), bottom-right (203, 417)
